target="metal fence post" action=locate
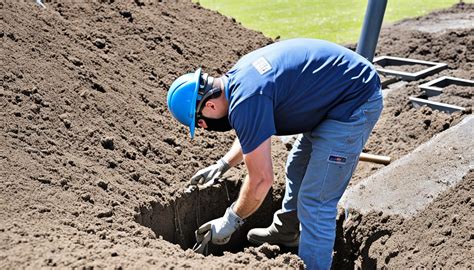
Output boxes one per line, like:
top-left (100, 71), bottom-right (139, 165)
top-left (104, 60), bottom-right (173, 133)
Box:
top-left (356, 0), bottom-right (388, 62)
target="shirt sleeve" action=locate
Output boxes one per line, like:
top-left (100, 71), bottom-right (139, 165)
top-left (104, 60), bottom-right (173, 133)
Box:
top-left (230, 95), bottom-right (276, 154)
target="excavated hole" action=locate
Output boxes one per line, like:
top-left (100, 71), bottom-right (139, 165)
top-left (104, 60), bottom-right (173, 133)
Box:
top-left (135, 180), bottom-right (283, 256)
top-left (135, 180), bottom-right (361, 265)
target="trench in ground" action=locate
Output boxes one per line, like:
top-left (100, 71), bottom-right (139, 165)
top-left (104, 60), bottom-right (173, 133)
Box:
top-left (135, 179), bottom-right (360, 268)
top-left (135, 180), bottom-right (284, 255)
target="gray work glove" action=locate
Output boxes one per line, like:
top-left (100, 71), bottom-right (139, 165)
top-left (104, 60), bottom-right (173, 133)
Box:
top-left (195, 203), bottom-right (244, 245)
top-left (190, 159), bottom-right (230, 186)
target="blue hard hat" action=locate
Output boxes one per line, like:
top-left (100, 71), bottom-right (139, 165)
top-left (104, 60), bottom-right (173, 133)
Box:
top-left (167, 68), bottom-right (201, 138)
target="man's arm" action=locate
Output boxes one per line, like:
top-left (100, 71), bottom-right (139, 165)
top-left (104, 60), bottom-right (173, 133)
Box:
top-left (233, 137), bottom-right (273, 219)
top-left (222, 137), bottom-right (244, 167)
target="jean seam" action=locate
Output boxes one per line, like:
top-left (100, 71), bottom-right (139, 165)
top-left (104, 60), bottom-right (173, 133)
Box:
top-left (318, 158), bottom-right (332, 202)
top-left (298, 153), bottom-right (330, 240)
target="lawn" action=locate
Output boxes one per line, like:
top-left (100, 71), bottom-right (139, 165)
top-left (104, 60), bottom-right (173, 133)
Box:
top-left (195, 0), bottom-right (468, 44)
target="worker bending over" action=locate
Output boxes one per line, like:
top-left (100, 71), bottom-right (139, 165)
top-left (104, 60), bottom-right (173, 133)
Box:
top-left (167, 38), bottom-right (383, 270)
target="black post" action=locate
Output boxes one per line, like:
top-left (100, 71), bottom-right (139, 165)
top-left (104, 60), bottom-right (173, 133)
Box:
top-left (356, 0), bottom-right (388, 62)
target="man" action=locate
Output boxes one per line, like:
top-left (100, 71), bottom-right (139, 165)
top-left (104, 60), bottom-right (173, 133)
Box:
top-left (167, 38), bottom-right (383, 270)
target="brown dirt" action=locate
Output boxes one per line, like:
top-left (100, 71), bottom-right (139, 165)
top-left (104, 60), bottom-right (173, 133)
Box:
top-left (1, 0), bottom-right (473, 269)
top-left (1, 0), bottom-right (301, 268)
top-left (375, 3), bottom-right (474, 74)
top-left (375, 63), bottom-right (432, 73)
top-left (394, 1), bottom-right (474, 33)
top-left (371, 169), bottom-right (474, 268)
top-left (338, 170), bottom-right (474, 269)
top-left (429, 85), bottom-right (474, 108)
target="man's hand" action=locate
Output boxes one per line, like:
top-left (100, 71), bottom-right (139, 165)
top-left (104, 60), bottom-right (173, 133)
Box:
top-left (195, 204), bottom-right (244, 245)
top-left (190, 159), bottom-right (230, 186)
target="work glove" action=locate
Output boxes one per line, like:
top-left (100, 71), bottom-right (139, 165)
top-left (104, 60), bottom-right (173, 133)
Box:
top-left (195, 203), bottom-right (244, 245)
top-left (190, 159), bottom-right (230, 186)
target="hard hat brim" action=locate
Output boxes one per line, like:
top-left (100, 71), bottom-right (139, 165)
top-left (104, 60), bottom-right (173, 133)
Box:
top-left (189, 68), bottom-right (201, 139)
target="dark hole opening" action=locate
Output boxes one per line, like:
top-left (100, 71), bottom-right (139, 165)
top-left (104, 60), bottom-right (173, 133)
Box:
top-left (134, 180), bottom-right (357, 268)
top-left (135, 180), bottom-right (284, 256)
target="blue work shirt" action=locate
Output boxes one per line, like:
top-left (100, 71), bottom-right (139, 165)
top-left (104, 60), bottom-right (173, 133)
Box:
top-left (224, 38), bottom-right (380, 154)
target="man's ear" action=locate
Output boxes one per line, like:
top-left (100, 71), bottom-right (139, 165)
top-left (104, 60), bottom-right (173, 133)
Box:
top-left (197, 119), bottom-right (208, 129)
top-left (205, 100), bottom-right (216, 111)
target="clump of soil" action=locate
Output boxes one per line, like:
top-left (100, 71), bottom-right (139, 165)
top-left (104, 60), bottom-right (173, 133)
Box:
top-left (429, 85), bottom-right (474, 108)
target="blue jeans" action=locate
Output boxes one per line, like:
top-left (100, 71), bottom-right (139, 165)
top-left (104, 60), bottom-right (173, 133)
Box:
top-left (282, 88), bottom-right (383, 270)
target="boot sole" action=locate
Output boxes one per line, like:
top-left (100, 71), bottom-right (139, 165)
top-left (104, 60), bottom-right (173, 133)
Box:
top-left (247, 235), bottom-right (299, 248)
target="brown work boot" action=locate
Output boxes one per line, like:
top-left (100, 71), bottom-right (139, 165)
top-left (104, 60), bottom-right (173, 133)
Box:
top-left (247, 209), bottom-right (300, 247)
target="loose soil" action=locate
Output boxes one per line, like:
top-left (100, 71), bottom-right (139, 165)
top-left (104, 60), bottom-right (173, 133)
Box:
top-left (429, 85), bottom-right (474, 108)
top-left (375, 63), bottom-right (432, 73)
top-left (395, 2), bottom-right (474, 33)
top-left (1, 1), bottom-right (472, 269)
top-left (336, 170), bottom-right (474, 269)
top-left (370, 170), bottom-right (474, 269)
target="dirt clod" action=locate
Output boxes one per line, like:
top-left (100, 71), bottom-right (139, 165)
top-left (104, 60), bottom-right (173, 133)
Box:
top-left (94, 38), bottom-right (106, 49)
top-left (101, 137), bottom-right (115, 150)
top-left (97, 180), bottom-right (109, 190)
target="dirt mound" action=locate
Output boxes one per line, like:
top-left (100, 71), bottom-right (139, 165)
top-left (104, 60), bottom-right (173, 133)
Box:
top-left (1, 0), bottom-right (302, 268)
top-left (371, 169), bottom-right (473, 268)
top-left (1, 1), bottom-right (473, 268)
top-left (340, 170), bottom-right (473, 269)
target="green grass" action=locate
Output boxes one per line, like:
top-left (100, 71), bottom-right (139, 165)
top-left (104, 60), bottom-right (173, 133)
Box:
top-left (195, 0), bottom-right (469, 44)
